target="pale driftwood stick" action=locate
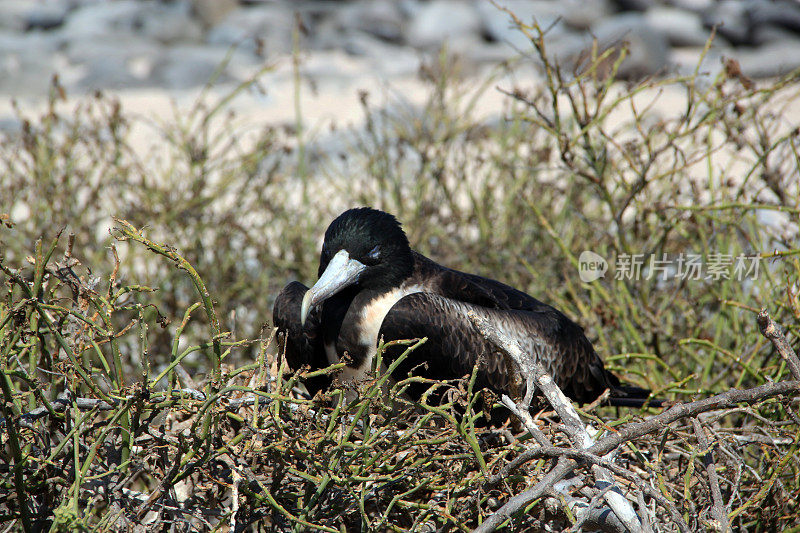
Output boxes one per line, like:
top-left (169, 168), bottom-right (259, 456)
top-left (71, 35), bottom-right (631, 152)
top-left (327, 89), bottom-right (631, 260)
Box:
top-left (468, 311), bottom-right (643, 533)
top-left (691, 418), bottom-right (731, 532)
top-left (469, 311), bottom-right (800, 533)
top-left (567, 483), bottom-right (628, 533)
top-left (484, 441), bottom-right (689, 531)
top-left (500, 394), bottom-right (552, 447)
top-left (635, 490), bottom-right (653, 533)
top-left (467, 312), bottom-right (590, 445)
top-left (473, 456), bottom-right (577, 533)
top-left (757, 309), bottom-right (800, 380)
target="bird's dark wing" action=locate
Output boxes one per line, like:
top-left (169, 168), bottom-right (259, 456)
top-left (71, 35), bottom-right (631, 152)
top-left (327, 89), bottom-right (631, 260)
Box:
top-left (412, 251), bottom-right (557, 312)
top-left (378, 292), bottom-right (622, 405)
top-left (409, 255), bottom-right (656, 406)
top-left (428, 269), bottom-right (512, 311)
top-left (457, 271), bottom-right (554, 312)
top-left (272, 281), bottom-right (331, 396)
top-left (376, 292), bottom-right (515, 402)
top-left (450, 272), bottom-right (659, 406)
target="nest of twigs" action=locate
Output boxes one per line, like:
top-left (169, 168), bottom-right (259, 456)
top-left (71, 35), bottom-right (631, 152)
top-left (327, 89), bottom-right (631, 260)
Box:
top-left (3, 332), bottom-right (799, 532)
top-left (2, 224), bottom-right (800, 532)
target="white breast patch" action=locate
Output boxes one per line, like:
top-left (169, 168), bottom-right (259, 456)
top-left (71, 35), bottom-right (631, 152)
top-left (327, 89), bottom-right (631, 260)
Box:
top-left (349, 284), bottom-right (424, 378)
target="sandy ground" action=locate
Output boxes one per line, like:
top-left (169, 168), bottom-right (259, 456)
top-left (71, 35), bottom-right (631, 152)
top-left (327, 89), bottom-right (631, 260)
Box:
top-left (3, 49), bottom-right (798, 195)
top-left (1, 52), bottom-right (524, 156)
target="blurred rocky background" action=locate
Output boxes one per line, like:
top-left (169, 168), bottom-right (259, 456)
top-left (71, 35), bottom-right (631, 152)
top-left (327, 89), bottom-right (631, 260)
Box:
top-left (1, 0), bottom-right (800, 100)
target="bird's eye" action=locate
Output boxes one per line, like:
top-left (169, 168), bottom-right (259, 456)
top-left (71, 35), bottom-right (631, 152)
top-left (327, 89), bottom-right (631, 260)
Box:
top-left (367, 245), bottom-right (381, 261)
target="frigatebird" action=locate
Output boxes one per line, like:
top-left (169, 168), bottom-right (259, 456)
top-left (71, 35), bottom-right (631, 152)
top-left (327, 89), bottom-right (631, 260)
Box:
top-left (273, 207), bottom-right (655, 408)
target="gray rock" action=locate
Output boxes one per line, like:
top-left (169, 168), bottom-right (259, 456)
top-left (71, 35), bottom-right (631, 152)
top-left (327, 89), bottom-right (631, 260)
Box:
top-left (669, 0), bottom-right (715, 13)
top-left (65, 35), bottom-right (160, 66)
top-left (669, 45), bottom-right (727, 88)
top-left (747, 0), bottom-right (800, 34)
top-left (335, 0), bottom-right (406, 43)
top-left (0, 51), bottom-right (58, 96)
top-left (60, 0), bottom-right (201, 44)
top-left (205, 5), bottom-right (295, 58)
top-left (645, 7), bottom-right (711, 47)
top-left (0, 30), bottom-right (64, 95)
top-left (0, 116), bottom-right (22, 134)
top-left (477, 0), bottom-right (567, 51)
top-left (342, 31), bottom-right (420, 76)
top-left (588, 14), bottom-right (670, 78)
top-left (539, 31), bottom-right (597, 69)
top-left (397, 0), bottom-right (423, 19)
top-left (734, 39), bottom-right (800, 78)
top-left (65, 36), bottom-right (161, 91)
top-left (753, 24), bottom-right (800, 46)
top-left (0, 30), bottom-right (61, 54)
top-left (703, 0), bottom-right (752, 45)
top-left (77, 51), bottom-right (157, 91)
top-left (464, 41), bottom-right (522, 64)
top-left (561, 0), bottom-right (613, 31)
top-left (151, 45), bottom-right (237, 89)
top-left (0, 0), bottom-right (69, 31)
top-left (24, 2), bottom-right (70, 31)
top-left (191, 0), bottom-right (238, 27)
top-left (138, 1), bottom-right (203, 44)
top-left (59, 1), bottom-right (143, 39)
top-left (612, 0), bottom-right (657, 11)
top-left (704, 0), bottom-right (800, 46)
top-left (406, 0), bottom-right (481, 49)
top-left (0, 1), bottom-right (27, 31)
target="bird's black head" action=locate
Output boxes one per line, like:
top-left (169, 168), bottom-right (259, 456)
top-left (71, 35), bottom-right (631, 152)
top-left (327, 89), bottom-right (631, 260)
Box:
top-left (301, 208), bottom-right (414, 324)
top-left (320, 207), bottom-right (413, 284)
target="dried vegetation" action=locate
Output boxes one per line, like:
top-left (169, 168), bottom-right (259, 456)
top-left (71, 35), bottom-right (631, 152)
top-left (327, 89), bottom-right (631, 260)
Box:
top-left (2, 14), bottom-right (800, 533)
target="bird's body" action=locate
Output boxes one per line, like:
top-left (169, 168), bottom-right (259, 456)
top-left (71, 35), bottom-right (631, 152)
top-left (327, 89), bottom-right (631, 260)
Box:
top-left (273, 208), bottom-right (654, 408)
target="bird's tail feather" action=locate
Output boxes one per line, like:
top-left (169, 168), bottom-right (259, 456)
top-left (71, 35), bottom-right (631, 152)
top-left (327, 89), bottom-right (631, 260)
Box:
top-left (608, 385), bottom-right (664, 408)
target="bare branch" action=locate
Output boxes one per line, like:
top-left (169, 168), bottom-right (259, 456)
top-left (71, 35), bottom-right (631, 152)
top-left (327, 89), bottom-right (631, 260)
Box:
top-left (468, 311), bottom-right (643, 532)
top-left (588, 380), bottom-right (800, 457)
top-left (692, 418), bottom-right (731, 532)
top-left (473, 456), bottom-right (577, 533)
top-left (757, 309), bottom-right (800, 381)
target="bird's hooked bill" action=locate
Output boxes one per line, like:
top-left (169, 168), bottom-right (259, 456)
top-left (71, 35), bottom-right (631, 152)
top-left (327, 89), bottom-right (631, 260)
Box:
top-left (301, 249), bottom-right (366, 325)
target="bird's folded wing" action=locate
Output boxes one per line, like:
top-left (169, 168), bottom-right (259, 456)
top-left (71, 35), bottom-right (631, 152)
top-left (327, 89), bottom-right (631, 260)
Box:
top-left (378, 291), bottom-right (615, 404)
top-left (377, 292), bottom-right (518, 395)
top-left (273, 281), bottom-right (331, 395)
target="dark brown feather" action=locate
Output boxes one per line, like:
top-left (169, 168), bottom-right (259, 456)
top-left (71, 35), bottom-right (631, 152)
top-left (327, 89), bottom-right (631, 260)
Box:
top-left (272, 281), bottom-right (331, 396)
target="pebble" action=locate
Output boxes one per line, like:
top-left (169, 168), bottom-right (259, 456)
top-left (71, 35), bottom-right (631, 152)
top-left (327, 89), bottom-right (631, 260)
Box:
top-left (205, 4), bottom-right (295, 58)
top-left (0, 0), bottom-right (797, 98)
top-left (152, 45), bottom-right (237, 90)
top-left (590, 13), bottom-right (670, 77)
top-left (477, 0), bottom-right (569, 51)
top-left (735, 39), bottom-right (800, 78)
top-left (406, 0), bottom-right (482, 49)
top-left (58, 1), bottom-right (145, 40)
top-left (335, 0), bottom-right (405, 43)
top-left (645, 7), bottom-right (710, 47)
